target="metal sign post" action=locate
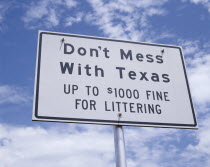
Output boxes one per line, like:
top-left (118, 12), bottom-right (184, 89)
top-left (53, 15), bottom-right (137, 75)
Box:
top-left (114, 125), bottom-right (127, 167)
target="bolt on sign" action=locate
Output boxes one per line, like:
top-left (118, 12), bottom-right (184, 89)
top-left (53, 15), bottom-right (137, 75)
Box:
top-left (33, 31), bottom-right (197, 129)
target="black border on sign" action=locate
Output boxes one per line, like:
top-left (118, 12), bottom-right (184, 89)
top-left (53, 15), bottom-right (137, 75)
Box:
top-left (34, 31), bottom-right (197, 128)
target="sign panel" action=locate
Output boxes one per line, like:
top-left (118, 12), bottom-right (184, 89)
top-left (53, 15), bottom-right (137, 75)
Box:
top-left (33, 31), bottom-right (197, 128)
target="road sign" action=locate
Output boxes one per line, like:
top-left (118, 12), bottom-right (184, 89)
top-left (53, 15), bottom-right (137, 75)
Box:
top-left (33, 31), bottom-right (197, 128)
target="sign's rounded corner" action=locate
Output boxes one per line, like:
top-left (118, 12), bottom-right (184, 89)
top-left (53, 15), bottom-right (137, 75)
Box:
top-left (193, 121), bottom-right (198, 128)
top-left (176, 46), bottom-right (183, 52)
top-left (39, 31), bottom-right (47, 37)
top-left (34, 111), bottom-right (41, 119)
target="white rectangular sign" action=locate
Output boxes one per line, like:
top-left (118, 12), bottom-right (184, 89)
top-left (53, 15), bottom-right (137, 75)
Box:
top-left (33, 31), bottom-right (197, 129)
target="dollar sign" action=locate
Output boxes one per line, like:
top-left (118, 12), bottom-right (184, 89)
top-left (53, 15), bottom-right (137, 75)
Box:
top-left (107, 87), bottom-right (112, 94)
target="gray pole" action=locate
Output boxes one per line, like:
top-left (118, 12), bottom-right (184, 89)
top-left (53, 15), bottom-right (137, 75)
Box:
top-left (114, 125), bottom-right (127, 167)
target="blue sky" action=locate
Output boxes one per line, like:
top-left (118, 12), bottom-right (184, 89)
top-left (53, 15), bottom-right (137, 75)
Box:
top-left (0, 0), bottom-right (210, 166)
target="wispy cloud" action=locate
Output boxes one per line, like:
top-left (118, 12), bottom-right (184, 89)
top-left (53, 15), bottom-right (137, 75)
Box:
top-left (187, 0), bottom-right (210, 12)
top-left (188, 53), bottom-right (210, 106)
top-left (125, 121), bottom-right (210, 167)
top-left (125, 127), bottom-right (179, 167)
top-left (65, 12), bottom-right (84, 26)
top-left (0, 122), bottom-right (209, 167)
top-left (178, 114), bottom-right (210, 167)
top-left (179, 40), bottom-right (200, 56)
top-left (22, 0), bottom-right (170, 41)
top-left (22, 0), bottom-right (77, 29)
top-left (0, 124), bottom-right (114, 167)
top-left (85, 0), bottom-right (168, 41)
top-left (0, 85), bottom-right (31, 105)
top-left (0, 2), bottom-right (10, 30)
top-left (180, 40), bottom-right (210, 109)
top-left (0, 4), bottom-right (5, 23)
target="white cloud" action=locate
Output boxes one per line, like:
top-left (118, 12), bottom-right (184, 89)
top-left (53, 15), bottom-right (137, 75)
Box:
top-left (22, 0), bottom-right (77, 28)
top-left (0, 123), bottom-right (181, 167)
top-left (186, 53), bottom-right (210, 106)
top-left (0, 121), bottom-right (209, 167)
top-left (125, 121), bottom-right (210, 167)
top-left (193, 116), bottom-right (210, 154)
top-left (178, 40), bottom-right (200, 55)
top-left (0, 85), bottom-right (31, 105)
top-left (85, 0), bottom-right (169, 41)
top-left (65, 12), bottom-right (84, 26)
top-left (125, 127), bottom-right (179, 167)
top-left (21, 0), bottom-right (171, 41)
top-left (176, 40), bottom-right (210, 111)
top-left (0, 4), bottom-right (4, 23)
top-left (188, 0), bottom-right (210, 12)
top-left (0, 124), bottom-right (114, 167)
top-left (20, 0), bottom-right (210, 32)
top-left (0, 2), bottom-right (10, 30)
top-left (22, 1), bottom-right (48, 23)
top-left (64, 0), bottom-right (77, 8)
top-left (47, 8), bottom-right (59, 27)
top-left (178, 115), bottom-right (210, 167)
